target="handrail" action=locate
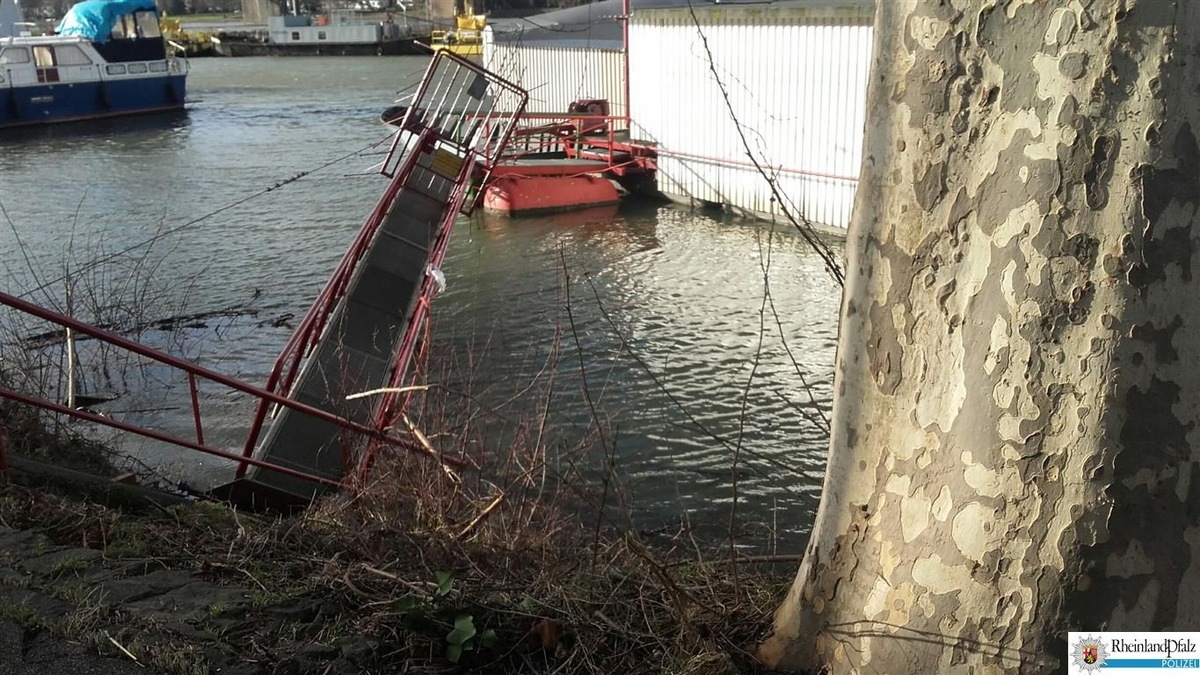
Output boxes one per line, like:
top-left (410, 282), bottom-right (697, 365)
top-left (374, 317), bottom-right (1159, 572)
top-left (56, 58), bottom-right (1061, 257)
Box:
top-left (0, 290), bottom-right (462, 490)
top-left (0, 386), bottom-right (344, 489)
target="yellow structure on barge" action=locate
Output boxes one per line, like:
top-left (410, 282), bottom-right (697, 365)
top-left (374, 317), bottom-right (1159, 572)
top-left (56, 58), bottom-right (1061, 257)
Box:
top-left (430, 2), bottom-right (483, 58)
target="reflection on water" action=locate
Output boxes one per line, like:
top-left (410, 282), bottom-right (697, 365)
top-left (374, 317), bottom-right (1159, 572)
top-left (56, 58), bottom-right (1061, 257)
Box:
top-left (0, 56), bottom-right (841, 547)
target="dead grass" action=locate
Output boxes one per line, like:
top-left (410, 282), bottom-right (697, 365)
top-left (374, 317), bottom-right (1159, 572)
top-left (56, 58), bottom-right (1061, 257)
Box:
top-left (0, 401), bottom-right (117, 477)
top-left (0, 479), bottom-right (786, 674)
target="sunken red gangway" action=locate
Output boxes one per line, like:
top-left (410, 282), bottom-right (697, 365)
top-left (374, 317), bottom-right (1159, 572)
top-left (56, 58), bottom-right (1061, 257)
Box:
top-left (0, 52), bottom-right (529, 506)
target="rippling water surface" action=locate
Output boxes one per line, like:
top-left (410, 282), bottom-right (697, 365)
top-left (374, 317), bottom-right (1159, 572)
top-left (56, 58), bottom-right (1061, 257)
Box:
top-left (0, 56), bottom-right (842, 547)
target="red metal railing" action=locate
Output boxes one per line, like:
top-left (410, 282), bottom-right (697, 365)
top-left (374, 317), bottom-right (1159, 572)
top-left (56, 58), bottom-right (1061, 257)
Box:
top-left (479, 112), bottom-right (656, 179)
top-left (370, 158), bottom-right (473, 435)
top-left (0, 52), bottom-right (537, 498)
top-left (0, 52), bottom-right (532, 497)
top-left (0, 291), bottom-right (458, 491)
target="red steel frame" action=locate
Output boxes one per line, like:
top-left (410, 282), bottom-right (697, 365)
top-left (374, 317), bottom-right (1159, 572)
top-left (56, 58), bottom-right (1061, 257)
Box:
top-left (0, 52), bottom-right (688, 494)
top-left (360, 57), bottom-right (531, 475)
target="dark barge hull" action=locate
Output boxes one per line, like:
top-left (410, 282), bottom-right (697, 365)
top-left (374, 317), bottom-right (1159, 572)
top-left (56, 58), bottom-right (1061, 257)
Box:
top-left (212, 37), bottom-right (429, 56)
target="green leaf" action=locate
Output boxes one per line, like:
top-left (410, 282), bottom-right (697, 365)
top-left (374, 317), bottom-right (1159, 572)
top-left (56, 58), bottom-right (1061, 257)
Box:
top-left (447, 614), bottom-right (476, 646)
top-left (479, 628), bottom-right (499, 651)
top-left (435, 570), bottom-right (455, 597)
top-left (393, 595), bottom-right (420, 614)
top-left (518, 595), bottom-right (534, 612)
top-left (446, 643), bottom-right (463, 663)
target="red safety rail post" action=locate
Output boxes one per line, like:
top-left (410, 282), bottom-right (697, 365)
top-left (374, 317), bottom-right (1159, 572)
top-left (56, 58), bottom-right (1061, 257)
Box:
top-left (187, 372), bottom-right (205, 446)
top-left (0, 388), bottom-right (344, 489)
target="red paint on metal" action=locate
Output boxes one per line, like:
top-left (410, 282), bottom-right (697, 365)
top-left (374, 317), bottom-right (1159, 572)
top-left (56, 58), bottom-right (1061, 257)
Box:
top-left (188, 372), bottom-right (204, 446)
top-left (0, 52), bottom-right (535, 497)
top-left (485, 110), bottom-right (657, 179)
top-left (247, 53), bottom-right (531, 480)
top-left (238, 127), bottom-right (440, 472)
top-left (483, 175), bottom-right (621, 216)
top-left (490, 162), bottom-right (610, 178)
top-left (355, 171), bottom-right (475, 481)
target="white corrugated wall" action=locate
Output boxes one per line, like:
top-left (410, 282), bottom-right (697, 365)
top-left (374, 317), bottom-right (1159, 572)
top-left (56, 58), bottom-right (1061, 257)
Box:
top-left (483, 31), bottom-right (626, 118)
top-left (630, 4), bottom-right (873, 230)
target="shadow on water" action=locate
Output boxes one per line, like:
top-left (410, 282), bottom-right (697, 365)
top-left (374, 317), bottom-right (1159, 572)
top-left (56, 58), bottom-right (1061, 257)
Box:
top-left (0, 109), bottom-right (192, 146)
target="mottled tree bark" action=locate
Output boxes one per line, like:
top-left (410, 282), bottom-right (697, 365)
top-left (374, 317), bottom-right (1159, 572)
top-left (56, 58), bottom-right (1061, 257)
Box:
top-left (761, 1), bottom-right (1200, 672)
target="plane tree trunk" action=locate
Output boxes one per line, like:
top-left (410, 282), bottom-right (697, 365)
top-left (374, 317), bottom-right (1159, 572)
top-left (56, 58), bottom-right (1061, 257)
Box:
top-left (761, 1), bottom-right (1200, 672)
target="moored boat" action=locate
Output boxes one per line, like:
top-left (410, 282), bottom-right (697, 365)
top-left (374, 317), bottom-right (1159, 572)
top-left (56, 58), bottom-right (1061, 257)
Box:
top-left (0, 0), bottom-right (187, 130)
top-left (211, 10), bottom-right (427, 57)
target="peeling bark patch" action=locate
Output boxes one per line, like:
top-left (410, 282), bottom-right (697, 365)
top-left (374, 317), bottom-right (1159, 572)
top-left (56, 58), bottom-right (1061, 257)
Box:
top-left (977, 2), bottom-right (1060, 113)
top-left (1130, 316), bottom-right (1182, 363)
top-left (914, 161), bottom-right (948, 212)
top-left (807, 507), bottom-right (876, 615)
top-left (1084, 136), bottom-right (1116, 209)
top-left (865, 236), bottom-right (931, 397)
top-left (1019, 431), bottom-right (1045, 459)
top-left (1059, 52), bottom-right (1088, 79)
top-left (867, 333), bottom-right (902, 396)
top-left (1066, 233), bottom-right (1100, 268)
top-left (1039, 280), bottom-right (1096, 337)
top-left (973, 138), bottom-right (1059, 238)
top-left (899, 3), bottom-right (962, 115)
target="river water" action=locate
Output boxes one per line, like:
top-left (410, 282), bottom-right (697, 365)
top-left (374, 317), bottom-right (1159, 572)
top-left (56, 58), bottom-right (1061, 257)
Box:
top-left (0, 56), bottom-right (842, 549)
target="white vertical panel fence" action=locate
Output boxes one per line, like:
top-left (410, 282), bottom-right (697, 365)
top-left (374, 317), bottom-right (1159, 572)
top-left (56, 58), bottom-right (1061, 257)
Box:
top-left (483, 31), bottom-right (626, 119)
top-left (630, 3), bottom-right (873, 230)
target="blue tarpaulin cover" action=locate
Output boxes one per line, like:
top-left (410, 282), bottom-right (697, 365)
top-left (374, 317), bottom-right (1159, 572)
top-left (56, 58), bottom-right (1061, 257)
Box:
top-left (56, 0), bottom-right (159, 43)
